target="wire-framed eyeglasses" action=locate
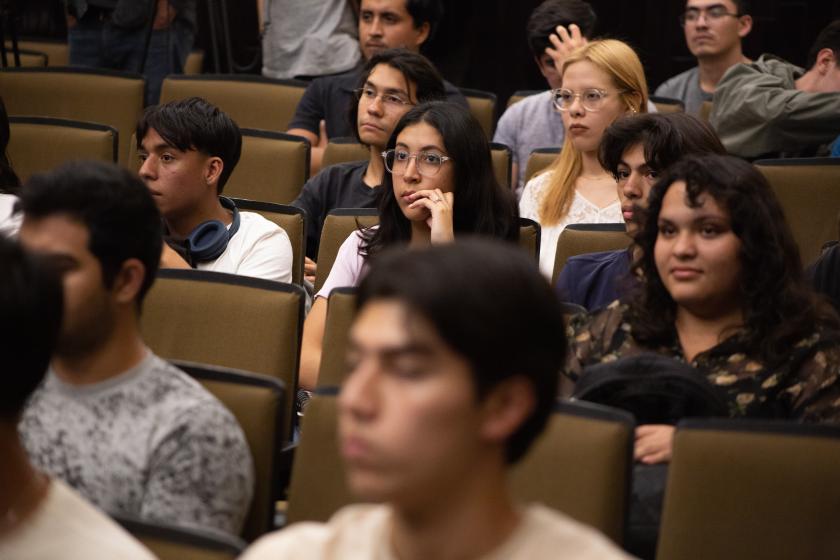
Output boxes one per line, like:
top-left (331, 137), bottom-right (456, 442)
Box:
top-left (354, 87), bottom-right (413, 109)
top-left (551, 88), bottom-right (625, 112)
top-left (381, 149), bottom-right (453, 177)
top-left (679, 5), bottom-right (740, 26)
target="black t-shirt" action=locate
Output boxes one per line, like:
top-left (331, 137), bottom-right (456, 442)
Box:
top-left (291, 161), bottom-right (382, 260)
top-left (288, 67), bottom-right (469, 138)
top-left (809, 242), bottom-right (840, 314)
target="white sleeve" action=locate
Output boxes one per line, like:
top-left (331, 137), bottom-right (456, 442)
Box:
top-left (235, 226), bottom-right (294, 283)
top-left (315, 231), bottom-right (366, 300)
top-left (519, 172), bottom-right (549, 222)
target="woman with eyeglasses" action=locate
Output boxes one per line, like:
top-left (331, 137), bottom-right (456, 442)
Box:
top-left (298, 101), bottom-right (519, 390)
top-left (520, 39), bottom-right (648, 278)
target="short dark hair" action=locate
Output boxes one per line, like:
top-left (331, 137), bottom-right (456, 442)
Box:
top-left (806, 20), bottom-right (840, 70)
top-left (730, 0), bottom-right (750, 15)
top-left (406, 0), bottom-right (444, 40)
top-left (136, 97), bottom-right (242, 193)
top-left (599, 112), bottom-right (726, 179)
top-left (0, 237), bottom-right (63, 421)
top-left (0, 95), bottom-right (20, 194)
top-left (18, 161), bottom-right (163, 305)
top-left (527, 0), bottom-right (597, 57)
top-left (629, 154), bottom-right (840, 366)
top-left (349, 48), bottom-right (447, 144)
top-left (361, 101), bottom-right (519, 259)
top-left (356, 239), bottom-right (567, 464)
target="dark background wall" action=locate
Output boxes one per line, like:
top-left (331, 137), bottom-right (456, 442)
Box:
top-left (12, 0), bottom-right (840, 111)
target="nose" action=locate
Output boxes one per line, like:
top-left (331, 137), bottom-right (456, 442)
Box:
top-left (369, 16), bottom-right (384, 37)
top-left (402, 154), bottom-right (421, 183)
top-left (622, 172), bottom-right (643, 200)
top-left (694, 11), bottom-right (710, 27)
top-left (138, 155), bottom-right (155, 181)
top-left (568, 94), bottom-right (585, 116)
top-left (672, 230), bottom-right (698, 258)
top-left (338, 361), bottom-right (379, 422)
top-left (366, 94), bottom-right (384, 115)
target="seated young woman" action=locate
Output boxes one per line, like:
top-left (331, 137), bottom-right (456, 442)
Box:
top-left (565, 154), bottom-right (840, 464)
top-left (556, 112), bottom-right (726, 311)
top-left (519, 39), bottom-right (648, 278)
top-left (299, 101), bottom-right (519, 390)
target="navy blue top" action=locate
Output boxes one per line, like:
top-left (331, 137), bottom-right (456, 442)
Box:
top-left (555, 249), bottom-right (633, 311)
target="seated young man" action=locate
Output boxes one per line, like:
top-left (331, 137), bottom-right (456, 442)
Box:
top-left (138, 96), bottom-right (294, 282)
top-left (711, 19), bottom-right (840, 158)
top-left (17, 161), bottom-right (254, 536)
top-left (292, 48), bottom-right (445, 281)
top-left (555, 112), bottom-right (726, 311)
top-left (287, 0), bottom-right (467, 174)
top-left (0, 237), bottom-right (154, 559)
top-left (493, 0), bottom-right (597, 193)
top-left (241, 240), bottom-right (631, 559)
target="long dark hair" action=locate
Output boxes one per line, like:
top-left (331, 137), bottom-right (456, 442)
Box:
top-left (628, 154), bottom-right (840, 365)
top-left (0, 96), bottom-right (21, 194)
top-left (360, 102), bottom-right (519, 259)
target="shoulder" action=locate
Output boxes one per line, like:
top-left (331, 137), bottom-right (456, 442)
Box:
top-left (566, 249), bottom-right (629, 268)
top-left (19, 480), bottom-right (157, 560)
top-left (499, 91), bottom-right (553, 121)
top-left (311, 160), bottom-right (369, 185)
top-left (237, 211), bottom-right (289, 239)
top-left (502, 504), bottom-right (632, 559)
top-left (656, 66), bottom-right (698, 93)
top-left (522, 170), bottom-right (553, 198)
top-left (240, 505), bottom-right (390, 559)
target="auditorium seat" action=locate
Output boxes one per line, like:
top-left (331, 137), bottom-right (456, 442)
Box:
top-left (553, 223), bottom-right (630, 284)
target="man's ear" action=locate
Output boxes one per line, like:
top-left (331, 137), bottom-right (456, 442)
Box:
top-left (413, 21), bottom-right (431, 49)
top-left (204, 156), bottom-right (224, 190)
top-left (817, 48), bottom-right (838, 74)
top-left (479, 376), bottom-right (536, 446)
top-left (111, 258), bottom-right (146, 305)
top-left (737, 14), bottom-right (753, 38)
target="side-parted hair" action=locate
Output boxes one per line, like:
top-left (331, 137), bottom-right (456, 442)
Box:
top-left (527, 0), bottom-right (598, 57)
top-left (629, 154), bottom-right (840, 365)
top-left (0, 237), bottom-right (63, 421)
top-left (539, 39), bottom-right (649, 225)
top-left (348, 49), bottom-right (447, 145)
top-left (356, 239), bottom-right (567, 463)
top-left (599, 112), bottom-right (726, 178)
top-left (136, 97), bottom-right (242, 193)
top-left (0, 95), bottom-right (21, 194)
top-left (361, 102), bottom-right (519, 259)
top-left (18, 161), bottom-right (163, 305)
top-left (806, 20), bottom-right (840, 70)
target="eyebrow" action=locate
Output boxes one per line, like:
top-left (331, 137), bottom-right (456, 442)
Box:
top-left (138, 141), bottom-right (176, 153)
top-left (347, 339), bottom-right (435, 360)
top-left (685, 3), bottom-right (727, 11)
top-left (364, 80), bottom-right (409, 97)
top-left (395, 142), bottom-right (446, 153)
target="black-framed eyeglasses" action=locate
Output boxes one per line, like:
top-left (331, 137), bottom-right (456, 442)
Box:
top-left (679, 5), bottom-right (741, 26)
top-left (551, 88), bottom-right (625, 112)
top-left (354, 87), bottom-right (413, 109)
top-left (381, 149), bottom-right (453, 177)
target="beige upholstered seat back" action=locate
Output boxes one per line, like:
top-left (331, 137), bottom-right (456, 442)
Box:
top-left (755, 158), bottom-right (840, 264)
top-left (322, 138), bottom-right (371, 169)
top-left (140, 270), bottom-right (304, 440)
top-left (7, 117), bottom-right (117, 181)
top-left (553, 225), bottom-right (630, 284)
top-left (510, 401), bottom-right (634, 544)
top-left (315, 210), bottom-right (379, 291)
top-left (225, 129), bottom-right (310, 205)
top-left (160, 74), bottom-right (307, 132)
top-left (518, 217), bottom-right (541, 263)
top-left (650, 95), bottom-right (685, 113)
top-left (461, 87), bottom-right (497, 138)
top-left (657, 419), bottom-right (840, 560)
top-left (490, 142), bottom-right (512, 189)
top-left (173, 361), bottom-right (286, 542)
top-left (524, 147), bottom-right (560, 185)
top-left (317, 289), bottom-right (358, 388)
top-left (0, 67), bottom-right (144, 165)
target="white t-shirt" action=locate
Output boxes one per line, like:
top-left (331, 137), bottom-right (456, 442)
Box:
top-left (0, 192), bottom-right (21, 237)
top-left (240, 503), bottom-right (633, 560)
top-left (0, 478), bottom-right (156, 560)
top-left (519, 171), bottom-right (622, 278)
top-left (197, 210), bottom-right (294, 283)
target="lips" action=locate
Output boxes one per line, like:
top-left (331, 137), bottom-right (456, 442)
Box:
top-left (568, 124), bottom-right (589, 133)
top-left (365, 41), bottom-right (386, 51)
top-left (622, 205), bottom-right (634, 221)
top-left (400, 189), bottom-right (416, 200)
top-left (360, 121), bottom-right (384, 132)
top-left (670, 267), bottom-right (702, 280)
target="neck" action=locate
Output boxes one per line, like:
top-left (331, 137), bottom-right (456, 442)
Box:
top-left (165, 196), bottom-right (230, 239)
top-left (53, 313), bottom-right (147, 386)
top-left (674, 304), bottom-right (744, 361)
top-left (580, 150), bottom-right (609, 179)
top-left (795, 68), bottom-right (823, 92)
top-left (0, 425), bottom-right (49, 537)
top-left (408, 220), bottom-right (432, 247)
top-left (390, 458), bottom-right (519, 560)
top-left (696, 49), bottom-right (749, 93)
top-left (364, 146), bottom-right (386, 188)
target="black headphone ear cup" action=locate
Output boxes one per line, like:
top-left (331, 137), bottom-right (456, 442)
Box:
top-left (187, 220), bottom-right (229, 262)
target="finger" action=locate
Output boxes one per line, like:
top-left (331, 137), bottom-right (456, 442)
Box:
top-left (408, 197), bottom-right (434, 210)
top-left (547, 33), bottom-right (563, 52)
top-left (318, 120), bottom-right (329, 146)
top-left (569, 23), bottom-right (581, 42)
top-left (434, 189), bottom-right (448, 208)
top-left (442, 190), bottom-right (454, 205)
top-left (407, 189), bottom-right (439, 201)
top-left (640, 450), bottom-right (670, 465)
top-left (556, 25), bottom-right (572, 44)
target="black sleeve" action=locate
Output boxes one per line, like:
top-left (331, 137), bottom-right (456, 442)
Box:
top-left (288, 78), bottom-right (327, 135)
top-left (809, 243), bottom-right (840, 315)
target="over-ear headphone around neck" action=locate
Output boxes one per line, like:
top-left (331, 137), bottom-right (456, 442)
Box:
top-left (184, 196), bottom-right (240, 264)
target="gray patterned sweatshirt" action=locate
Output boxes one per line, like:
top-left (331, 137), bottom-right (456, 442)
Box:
top-left (19, 351), bottom-right (254, 536)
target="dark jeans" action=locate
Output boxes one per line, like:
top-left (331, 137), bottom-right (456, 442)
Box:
top-left (68, 16), bottom-right (193, 106)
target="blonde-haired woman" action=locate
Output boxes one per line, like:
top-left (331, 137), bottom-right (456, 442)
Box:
top-left (520, 39), bottom-right (649, 278)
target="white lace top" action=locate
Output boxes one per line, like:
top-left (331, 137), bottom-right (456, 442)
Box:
top-left (519, 171), bottom-right (622, 278)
